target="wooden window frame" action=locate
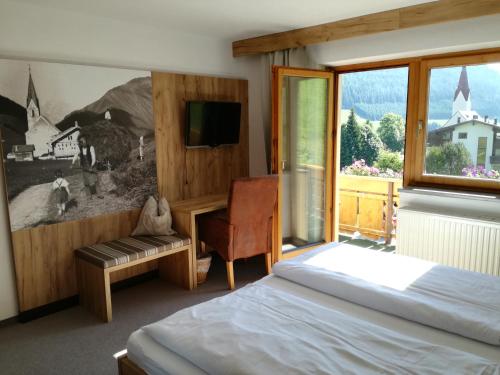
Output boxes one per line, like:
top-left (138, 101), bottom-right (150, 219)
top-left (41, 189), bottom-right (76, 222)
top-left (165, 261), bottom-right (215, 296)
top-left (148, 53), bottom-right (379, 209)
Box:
top-left (329, 47), bottom-right (500, 193)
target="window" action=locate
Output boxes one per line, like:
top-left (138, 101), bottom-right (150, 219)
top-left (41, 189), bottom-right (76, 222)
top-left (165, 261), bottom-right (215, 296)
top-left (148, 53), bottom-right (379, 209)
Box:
top-left (411, 50), bottom-right (500, 191)
top-left (333, 49), bottom-right (500, 193)
top-left (477, 137), bottom-right (487, 166)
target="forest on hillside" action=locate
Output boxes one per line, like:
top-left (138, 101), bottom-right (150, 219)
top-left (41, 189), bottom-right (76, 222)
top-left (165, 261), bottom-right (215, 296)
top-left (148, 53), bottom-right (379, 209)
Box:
top-left (341, 64), bottom-right (500, 121)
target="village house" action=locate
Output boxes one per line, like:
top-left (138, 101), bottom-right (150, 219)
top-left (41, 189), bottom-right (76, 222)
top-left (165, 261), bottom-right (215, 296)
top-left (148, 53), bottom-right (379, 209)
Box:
top-left (50, 123), bottom-right (80, 159)
top-left (428, 66), bottom-right (500, 171)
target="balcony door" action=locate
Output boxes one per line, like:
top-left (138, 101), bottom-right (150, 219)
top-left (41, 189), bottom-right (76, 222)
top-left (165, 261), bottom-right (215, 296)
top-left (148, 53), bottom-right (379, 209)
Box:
top-left (271, 67), bottom-right (334, 261)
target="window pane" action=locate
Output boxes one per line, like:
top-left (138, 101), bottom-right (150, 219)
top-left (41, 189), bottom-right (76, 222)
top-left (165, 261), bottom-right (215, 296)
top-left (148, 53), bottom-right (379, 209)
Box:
top-left (281, 76), bottom-right (328, 251)
top-left (424, 63), bottom-right (500, 180)
top-left (477, 137), bottom-right (487, 166)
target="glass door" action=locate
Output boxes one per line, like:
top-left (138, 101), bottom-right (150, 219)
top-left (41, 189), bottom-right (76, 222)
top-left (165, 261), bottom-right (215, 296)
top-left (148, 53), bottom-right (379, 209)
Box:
top-left (272, 67), bottom-right (334, 260)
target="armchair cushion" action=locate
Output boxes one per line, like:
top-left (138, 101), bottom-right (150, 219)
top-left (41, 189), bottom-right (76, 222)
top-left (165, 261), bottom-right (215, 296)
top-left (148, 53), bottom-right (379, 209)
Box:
top-left (197, 210), bottom-right (234, 261)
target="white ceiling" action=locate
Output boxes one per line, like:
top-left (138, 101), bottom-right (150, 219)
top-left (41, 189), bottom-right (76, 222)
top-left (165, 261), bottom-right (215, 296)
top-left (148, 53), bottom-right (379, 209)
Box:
top-left (9, 0), bottom-right (435, 40)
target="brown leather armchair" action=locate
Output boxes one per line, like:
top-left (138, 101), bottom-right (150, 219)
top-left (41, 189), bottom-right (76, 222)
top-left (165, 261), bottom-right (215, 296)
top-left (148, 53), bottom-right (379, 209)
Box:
top-left (198, 175), bottom-right (279, 289)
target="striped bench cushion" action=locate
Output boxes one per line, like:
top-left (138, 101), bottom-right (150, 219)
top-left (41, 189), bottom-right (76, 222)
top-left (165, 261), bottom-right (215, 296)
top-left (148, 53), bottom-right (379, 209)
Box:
top-left (75, 235), bottom-right (191, 269)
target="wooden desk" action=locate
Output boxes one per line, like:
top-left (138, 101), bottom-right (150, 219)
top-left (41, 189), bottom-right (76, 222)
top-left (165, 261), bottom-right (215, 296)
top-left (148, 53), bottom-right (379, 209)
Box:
top-left (170, 194), bottom-right (228, 286)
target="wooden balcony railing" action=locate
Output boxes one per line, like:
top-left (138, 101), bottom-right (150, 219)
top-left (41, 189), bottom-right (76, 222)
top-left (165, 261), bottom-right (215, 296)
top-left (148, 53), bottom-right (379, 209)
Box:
top-left (339, 175), bottom-right (402, 243)
top-left (291, 166), bottom-right (402, 244)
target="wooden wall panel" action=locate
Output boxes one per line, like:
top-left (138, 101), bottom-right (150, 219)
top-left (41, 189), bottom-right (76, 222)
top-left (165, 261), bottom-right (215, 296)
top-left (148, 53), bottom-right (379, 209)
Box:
top-left (10, 72), bottom-right (249, 312)
top-left (152, 72), bottom-right (249, 201)
top-left (12, 209), bottom-right (142, 311)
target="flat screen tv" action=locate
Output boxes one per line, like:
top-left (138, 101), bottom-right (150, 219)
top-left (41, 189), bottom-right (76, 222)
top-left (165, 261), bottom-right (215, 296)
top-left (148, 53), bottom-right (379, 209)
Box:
top-left (185, 101), bottom-right (241, 148)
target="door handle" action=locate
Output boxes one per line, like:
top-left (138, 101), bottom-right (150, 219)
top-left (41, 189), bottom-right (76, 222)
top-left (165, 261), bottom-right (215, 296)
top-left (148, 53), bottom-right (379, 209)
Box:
top-left (281, 160), bottom-right (287, 171)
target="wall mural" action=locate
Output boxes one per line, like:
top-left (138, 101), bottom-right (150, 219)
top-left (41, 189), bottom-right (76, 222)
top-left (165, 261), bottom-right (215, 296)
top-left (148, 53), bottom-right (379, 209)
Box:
top-left (0, 59), bottom-right (157, 231)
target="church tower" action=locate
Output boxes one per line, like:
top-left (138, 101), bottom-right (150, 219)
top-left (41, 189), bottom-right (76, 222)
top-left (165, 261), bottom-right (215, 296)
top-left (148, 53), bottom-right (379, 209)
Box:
top-left (452, 66), bottom-right (472, 116)
top-left (26, 66), bottom-right (41, 130)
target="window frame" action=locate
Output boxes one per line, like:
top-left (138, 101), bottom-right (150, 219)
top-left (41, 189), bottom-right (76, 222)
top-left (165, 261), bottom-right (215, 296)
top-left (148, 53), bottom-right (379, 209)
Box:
top-left (411, 50), bottom-right (500, 192)
top-left (330, 47), bottom-right (500, 193)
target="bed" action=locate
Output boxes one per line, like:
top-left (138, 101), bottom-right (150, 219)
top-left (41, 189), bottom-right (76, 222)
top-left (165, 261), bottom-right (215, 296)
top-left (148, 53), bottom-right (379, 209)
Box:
top-left (121, 243), bottom-right (500, 375)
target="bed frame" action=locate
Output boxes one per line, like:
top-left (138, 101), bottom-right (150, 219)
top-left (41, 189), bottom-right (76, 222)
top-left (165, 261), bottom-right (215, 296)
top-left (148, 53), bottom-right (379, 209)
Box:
top-left (117, 354), bottom-right (148, 375)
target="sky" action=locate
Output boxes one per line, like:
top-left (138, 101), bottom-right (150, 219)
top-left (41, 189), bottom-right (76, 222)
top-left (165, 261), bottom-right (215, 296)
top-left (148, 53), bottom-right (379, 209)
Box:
top-left (487, 63), bottom-right (500, 74)
top-left (0, 59), bottom-right (150, 124)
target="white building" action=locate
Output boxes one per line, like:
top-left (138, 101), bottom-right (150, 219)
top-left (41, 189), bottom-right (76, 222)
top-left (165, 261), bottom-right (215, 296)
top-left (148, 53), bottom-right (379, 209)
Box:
top-left (50, 123), bottom-right (80, 159)
top-left (24, 68), bottom-right (60, 158)
top-left (428, 66), bottom-right (500, 171)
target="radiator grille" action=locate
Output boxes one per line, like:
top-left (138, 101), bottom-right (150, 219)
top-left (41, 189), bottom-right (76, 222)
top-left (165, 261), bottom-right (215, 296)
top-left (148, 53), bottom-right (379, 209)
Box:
top-left (396, 208), bottom-right (500, 276)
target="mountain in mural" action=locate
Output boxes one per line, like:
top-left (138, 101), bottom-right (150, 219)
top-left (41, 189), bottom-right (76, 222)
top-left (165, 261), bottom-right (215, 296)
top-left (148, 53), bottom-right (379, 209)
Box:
top-left (0, 95), bottom-right (28, 157)
top-left (55, 76), bottom-right (153, 136)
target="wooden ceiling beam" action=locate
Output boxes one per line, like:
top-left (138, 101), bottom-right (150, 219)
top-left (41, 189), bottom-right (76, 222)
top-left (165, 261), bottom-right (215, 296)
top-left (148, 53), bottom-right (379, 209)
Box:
top-left (232, 0), bottom-right (500, 57)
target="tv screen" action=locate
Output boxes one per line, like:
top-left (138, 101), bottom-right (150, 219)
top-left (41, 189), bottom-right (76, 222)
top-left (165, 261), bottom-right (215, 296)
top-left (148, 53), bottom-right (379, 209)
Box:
top-left (185, 101), bottom-right (241, 147)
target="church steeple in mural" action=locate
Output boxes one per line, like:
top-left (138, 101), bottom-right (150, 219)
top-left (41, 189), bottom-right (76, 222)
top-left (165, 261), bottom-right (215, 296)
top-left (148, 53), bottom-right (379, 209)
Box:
top-left (26, 65), bottom-right (41, 130)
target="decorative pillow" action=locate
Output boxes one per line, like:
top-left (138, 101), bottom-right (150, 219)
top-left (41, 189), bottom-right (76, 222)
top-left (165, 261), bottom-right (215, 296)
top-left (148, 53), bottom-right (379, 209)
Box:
top-left (132, 196), bottom-right (176, 236)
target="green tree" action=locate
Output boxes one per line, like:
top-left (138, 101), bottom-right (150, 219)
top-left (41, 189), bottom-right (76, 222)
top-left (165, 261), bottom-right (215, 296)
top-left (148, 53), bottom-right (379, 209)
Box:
top-left (341, 109), bottom-right (382, 168)
top-left (340, 109), bottom-right (362, 168)
top-left (359, 122), bottom-right (382, 166)
top-left (425, 143), bottom-right (471, 176)
top-left (377, 113), bottom-right (405, 152)
top-left (375, 150), bottom-right (403, 172)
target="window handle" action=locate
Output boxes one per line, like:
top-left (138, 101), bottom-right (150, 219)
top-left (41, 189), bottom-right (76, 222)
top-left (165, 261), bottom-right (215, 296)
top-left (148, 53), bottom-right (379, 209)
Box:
top-left (417, 120), bottom-right (423, 136)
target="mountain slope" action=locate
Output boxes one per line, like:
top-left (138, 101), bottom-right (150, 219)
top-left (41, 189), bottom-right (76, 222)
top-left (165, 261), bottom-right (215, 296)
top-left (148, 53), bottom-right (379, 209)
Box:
top-left (56, 76), bottom-right (153, 136)
top-left (341, 65), bottom-right (500, 121)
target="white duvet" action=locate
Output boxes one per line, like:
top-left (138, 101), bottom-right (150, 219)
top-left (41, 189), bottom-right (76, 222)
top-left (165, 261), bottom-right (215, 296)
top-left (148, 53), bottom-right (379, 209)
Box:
top-left (143, 283), bottom-right (499, 375)
top-left (273, 243), bottom-right (500, 346)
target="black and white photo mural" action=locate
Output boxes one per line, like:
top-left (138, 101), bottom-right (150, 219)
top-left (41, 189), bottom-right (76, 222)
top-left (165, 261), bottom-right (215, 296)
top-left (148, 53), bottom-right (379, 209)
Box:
top-left (0, 59), bottom-right (157, 231)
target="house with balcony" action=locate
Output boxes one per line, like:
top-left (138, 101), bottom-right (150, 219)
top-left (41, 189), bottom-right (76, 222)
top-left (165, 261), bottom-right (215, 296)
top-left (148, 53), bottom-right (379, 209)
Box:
top-left (428, 66), bottom-right (500, 171)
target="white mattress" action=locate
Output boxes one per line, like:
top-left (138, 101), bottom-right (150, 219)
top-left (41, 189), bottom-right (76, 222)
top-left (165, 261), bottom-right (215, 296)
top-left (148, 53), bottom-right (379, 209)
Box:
top-left (127, 275), bottom-right (500, 374)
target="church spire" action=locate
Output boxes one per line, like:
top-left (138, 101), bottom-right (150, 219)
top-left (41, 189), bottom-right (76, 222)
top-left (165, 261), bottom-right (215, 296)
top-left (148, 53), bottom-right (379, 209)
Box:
top-left (26, 65), bottom-right (40, 111)
top-left (452, 66), bottom-right (472, 115)
top-left (454, 66), bottom-right (470, 101)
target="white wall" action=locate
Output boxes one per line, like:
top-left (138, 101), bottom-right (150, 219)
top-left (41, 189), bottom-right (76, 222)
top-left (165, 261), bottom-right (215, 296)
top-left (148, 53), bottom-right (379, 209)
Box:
top-left (310, 15), bottom-right (500, 66)
top-left (452, 123), bottom-right (494, 170)
top-left (0, 1), bottom-right (267, 320)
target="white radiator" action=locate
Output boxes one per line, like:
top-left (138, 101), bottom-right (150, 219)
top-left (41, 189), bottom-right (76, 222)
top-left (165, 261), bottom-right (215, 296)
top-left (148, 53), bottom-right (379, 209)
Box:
top-left (396, 208), bottom-right (500, 277)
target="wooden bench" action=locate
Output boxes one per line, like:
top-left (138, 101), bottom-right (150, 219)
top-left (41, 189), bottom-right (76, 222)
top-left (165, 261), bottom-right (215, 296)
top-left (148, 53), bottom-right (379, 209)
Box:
top-left (75, 234), bottom-right (192, 322)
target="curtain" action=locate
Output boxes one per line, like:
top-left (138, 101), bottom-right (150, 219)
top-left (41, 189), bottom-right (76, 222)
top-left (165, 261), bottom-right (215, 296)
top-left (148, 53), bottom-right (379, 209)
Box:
top-left (260, 47), bottom-right (319, 173)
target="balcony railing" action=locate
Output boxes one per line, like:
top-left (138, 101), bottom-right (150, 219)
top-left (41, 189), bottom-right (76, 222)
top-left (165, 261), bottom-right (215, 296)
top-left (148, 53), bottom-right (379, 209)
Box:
top-left (339, 175), bottom-right (402, 244)
top-left (292, 166), bottom-right (402, 245)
